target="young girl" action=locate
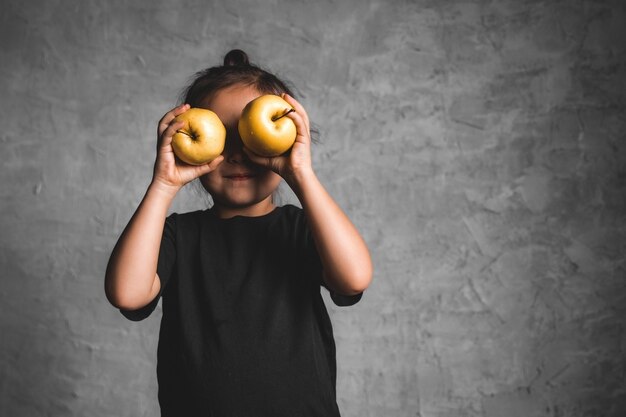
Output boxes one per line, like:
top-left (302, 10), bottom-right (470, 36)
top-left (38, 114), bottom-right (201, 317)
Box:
top-left (105, 49), bottom-right (372, 416)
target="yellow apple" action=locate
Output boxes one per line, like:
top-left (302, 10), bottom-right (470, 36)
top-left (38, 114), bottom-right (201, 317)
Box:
top-left (171, 108), bottom-right (226, 165)
top-left (238, 95), bottom-right (297, 157)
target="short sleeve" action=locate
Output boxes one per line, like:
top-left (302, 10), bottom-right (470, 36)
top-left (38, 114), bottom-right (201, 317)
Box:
top-left (156, 214), bottom-right (178, 289)
top-left (330, 291), bottom-right (363, 307)
top-left (120, 214), bottom-right (177, 321)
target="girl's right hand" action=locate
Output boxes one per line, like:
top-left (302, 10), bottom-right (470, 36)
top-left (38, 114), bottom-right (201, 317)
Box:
top-left (151, 104), bottom-right (224, 194)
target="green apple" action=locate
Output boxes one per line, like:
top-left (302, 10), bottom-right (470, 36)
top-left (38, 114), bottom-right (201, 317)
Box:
top-left (171, 108), bottom-right (226, 165)
top-left (238, 95), bottom-right (297, 157)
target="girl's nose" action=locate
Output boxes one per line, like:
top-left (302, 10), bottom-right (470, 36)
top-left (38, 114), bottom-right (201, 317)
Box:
top-left (224, 131), bottom-right (247, 164)
top-left (227, 148), bottom-right (244, 164)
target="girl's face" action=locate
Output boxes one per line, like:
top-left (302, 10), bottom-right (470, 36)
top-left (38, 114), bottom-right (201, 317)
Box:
top-left (199, 84), bottom-right (282, 218)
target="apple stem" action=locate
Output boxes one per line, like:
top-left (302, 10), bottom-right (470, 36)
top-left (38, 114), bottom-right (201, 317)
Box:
top-left (272, 108), bottom-right (295, 121)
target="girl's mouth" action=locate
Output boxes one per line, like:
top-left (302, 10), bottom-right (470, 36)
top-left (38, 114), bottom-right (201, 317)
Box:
top-left (225, 173), bottom-right (255, 181)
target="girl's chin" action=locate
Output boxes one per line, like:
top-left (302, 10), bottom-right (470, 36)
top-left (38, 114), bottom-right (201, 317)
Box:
top-left (213, 193), bottom-right (274, 210)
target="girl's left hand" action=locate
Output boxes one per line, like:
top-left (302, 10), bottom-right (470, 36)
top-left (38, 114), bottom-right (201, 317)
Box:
top-left (243, 93), bottom-right (313, 184)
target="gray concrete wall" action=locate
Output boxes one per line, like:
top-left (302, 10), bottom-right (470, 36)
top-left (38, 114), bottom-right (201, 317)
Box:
top-left (1, 0), bottom-right (624, 416)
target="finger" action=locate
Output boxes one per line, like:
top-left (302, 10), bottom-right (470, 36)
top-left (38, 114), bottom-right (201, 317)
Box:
top-left (285, 110), bottom-right (310, 145)
top-left (158, 104), bottom-right (190, 136)
top-left (158, 103), bottom-right (189, 130)
top-left (159, 120), bottom-right (184, 149)
top-left (242, 148), bottom-right (283, 173)
top-left (242, 147), bottom-right (271, 168)
top-left (282, 94), bottom-right (309, 132)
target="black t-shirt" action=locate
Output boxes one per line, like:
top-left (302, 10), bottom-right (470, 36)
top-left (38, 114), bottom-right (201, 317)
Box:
top-left (122, 205), bottom-right (361, 416)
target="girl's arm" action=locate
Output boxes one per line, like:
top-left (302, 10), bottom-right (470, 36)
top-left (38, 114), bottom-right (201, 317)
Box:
top-left (105, 183), bottom-right (176, 310)
top-left (244, 95), bottom-right (372, 295)
top-left (105, 104), bottom-right (223, 310)
top-left (290, 169), bottom-right (373, 295)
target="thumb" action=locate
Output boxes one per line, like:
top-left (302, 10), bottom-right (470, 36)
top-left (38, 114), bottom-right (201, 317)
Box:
top-left (243, 148), bottom-right (274, 169)
top-left (194, 155), bottom-right (224, 177)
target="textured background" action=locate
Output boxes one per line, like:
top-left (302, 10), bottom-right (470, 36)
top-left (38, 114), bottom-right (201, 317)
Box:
top-left (1, 0), bottom-right (625, 416)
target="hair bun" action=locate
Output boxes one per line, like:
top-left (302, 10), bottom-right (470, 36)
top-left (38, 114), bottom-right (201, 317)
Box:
top-left (223, 49), bottom-right (250, 66)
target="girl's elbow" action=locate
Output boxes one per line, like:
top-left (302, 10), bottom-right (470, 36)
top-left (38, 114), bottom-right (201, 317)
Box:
top-left (106, 291), bottom-right (150, 311)
top-left (104, 284), bottom-right (133, 310)
top-left (104, 275), bottom-right (158, 311)
top-left (354, 259), bottom-right (373, 291)
top-left (332, 266), bottom-right (373, 295)
top-left (351, 269), bottom-right (373, 294)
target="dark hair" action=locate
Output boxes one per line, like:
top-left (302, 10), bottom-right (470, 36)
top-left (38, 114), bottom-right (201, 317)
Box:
top-left (180, 49), bottom-right (296, 107)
